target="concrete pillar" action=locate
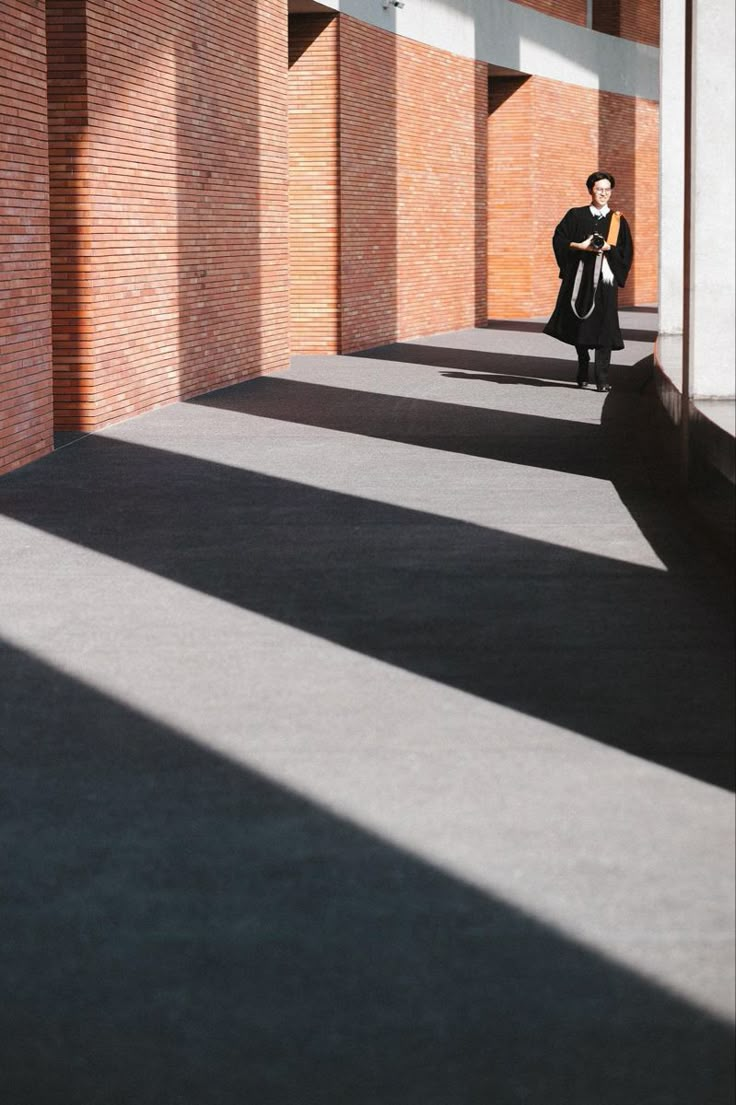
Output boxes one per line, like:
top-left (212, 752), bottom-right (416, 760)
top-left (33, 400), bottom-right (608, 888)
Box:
top-left (658, 0), bottom-right (686, 336)
top-left (688, 0), bottom-right (735, 398)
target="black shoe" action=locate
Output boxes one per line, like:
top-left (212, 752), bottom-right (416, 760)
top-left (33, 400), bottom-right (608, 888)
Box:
top-left (596, 384), bottom-right (611, 392)
top-left (576, 369), bottom-right (589, 388)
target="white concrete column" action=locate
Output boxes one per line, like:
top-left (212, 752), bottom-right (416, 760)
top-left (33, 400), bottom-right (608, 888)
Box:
top-left (658, 0), bottom-right (686, 336)
top-left (688, 0), bottom-right (736, 398)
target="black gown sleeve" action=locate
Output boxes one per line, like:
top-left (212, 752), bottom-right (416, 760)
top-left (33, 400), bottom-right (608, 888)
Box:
top-left (551, 209), bottom-right (580, 278)
top-left (606, 215), bottom-right (633, 288)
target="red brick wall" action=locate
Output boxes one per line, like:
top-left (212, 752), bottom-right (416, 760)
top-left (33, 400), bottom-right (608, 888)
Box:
top-left (489, 74), bottom-right (659, 318)
top-left (0, 0), bottom-right (53, 475)
top-left (47, 0), bottom-right (289, 432)
top-left (339, 16), bottom-right (486, 353)
top-left (513, 0), bottom-right (587, 26)
top-left (593, 0), bottom-right (660, 48)
top-left (599, 90), bottom-right (659, 307)
top-left (514, 0), bottom-right (660, 45)
top-left (3, 2), bottom-right (662, 473)
top-left (288, 14), bottom-right (339, 356)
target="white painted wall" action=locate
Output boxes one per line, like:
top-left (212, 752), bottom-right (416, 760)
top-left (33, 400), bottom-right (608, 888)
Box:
top-left (688, 0), bottom-right (736, 398)
top-left (658, 0), bottom-right (685, 336)
top-left (318, 0), bottom-right (659, 100)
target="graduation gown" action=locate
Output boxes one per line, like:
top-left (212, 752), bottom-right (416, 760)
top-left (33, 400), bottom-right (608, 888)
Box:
top-left (543, 207), bottom-right (633, 350)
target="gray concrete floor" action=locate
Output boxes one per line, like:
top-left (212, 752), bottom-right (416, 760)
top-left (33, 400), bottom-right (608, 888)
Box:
top-left (1, 310), bottom-right (734, 1104)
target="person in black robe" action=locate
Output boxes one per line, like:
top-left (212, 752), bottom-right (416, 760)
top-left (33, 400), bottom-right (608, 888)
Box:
top-left (543, 171), bottom-right (633, 391)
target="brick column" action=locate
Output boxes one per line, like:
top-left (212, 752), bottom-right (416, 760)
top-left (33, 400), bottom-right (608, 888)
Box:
top-left (46, 0), bottom-right (289, 432)
top-left (0, 0), bottom-right (53, 474)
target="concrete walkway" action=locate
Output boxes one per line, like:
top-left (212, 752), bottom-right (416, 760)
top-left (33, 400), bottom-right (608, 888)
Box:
top-left (1, 309), bottom-right (734, 1104)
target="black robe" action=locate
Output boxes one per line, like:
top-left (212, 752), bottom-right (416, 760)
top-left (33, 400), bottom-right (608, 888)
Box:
top-left (543, 207), bottom-right (633, 350)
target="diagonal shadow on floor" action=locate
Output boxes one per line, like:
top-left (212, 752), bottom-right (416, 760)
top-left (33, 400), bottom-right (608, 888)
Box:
top-left (349, 342), bottom-right (657, 379)
top-left (1, 427), bottom-right (733, 790)
top-left (1, 638), bottom-right (733, 1105)
top-left (352, 342), bottom-right (580, 382)
top-left (479, 318), bottom-right (659, 341)
top-left (189, 363), bottom-right (728, 586)
top-left (190, 373), bottom-right (634, 481)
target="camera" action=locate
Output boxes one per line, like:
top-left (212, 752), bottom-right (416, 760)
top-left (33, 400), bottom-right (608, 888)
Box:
top-left (590, 233), bottom-right (606, 250)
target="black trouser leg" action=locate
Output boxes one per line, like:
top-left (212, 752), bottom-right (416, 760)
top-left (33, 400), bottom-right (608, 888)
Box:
top-left (594, 347), bottom-right (611, 390)
top-left (575, 345), bottom-right (590, 386)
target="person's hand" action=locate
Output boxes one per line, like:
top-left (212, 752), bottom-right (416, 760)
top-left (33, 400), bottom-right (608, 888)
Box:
top-left (571, 236), bottom-right (611, 251)
top-left (580, 236), bottom-right (611, 252)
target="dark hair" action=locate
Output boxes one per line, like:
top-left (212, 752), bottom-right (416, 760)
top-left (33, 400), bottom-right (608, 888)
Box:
top-left (586, 171), bottom-right (615, 192)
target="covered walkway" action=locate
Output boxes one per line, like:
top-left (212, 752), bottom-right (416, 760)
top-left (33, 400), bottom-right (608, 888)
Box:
top-left (1, 308), bottom-right (734, 1103)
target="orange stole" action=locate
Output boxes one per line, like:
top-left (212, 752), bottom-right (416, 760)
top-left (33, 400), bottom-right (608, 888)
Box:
top-left (607, 211), bottom-right (622, 246)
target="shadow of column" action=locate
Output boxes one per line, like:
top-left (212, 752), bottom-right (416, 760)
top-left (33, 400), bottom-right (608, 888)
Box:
top-left (46, 0), bottom-right (91, 433)
top-left (487, 74), bottom-right (533, 318)
top-left (592, 0), bottom-right (623, 36)
top-left (287, 12), bottom-right (341, 355)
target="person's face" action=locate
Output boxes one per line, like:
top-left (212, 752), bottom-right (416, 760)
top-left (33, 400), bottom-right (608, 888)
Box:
top-left (590, 179), bottom-right (613, 208)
